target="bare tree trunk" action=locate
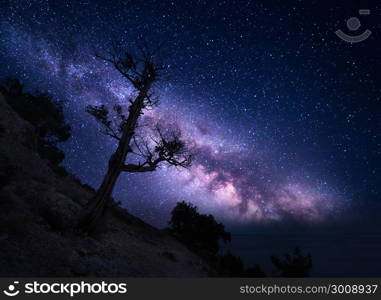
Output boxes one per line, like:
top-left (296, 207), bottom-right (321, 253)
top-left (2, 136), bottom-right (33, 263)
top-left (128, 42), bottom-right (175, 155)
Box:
top-left (78, 87), bottom-right (149, 231)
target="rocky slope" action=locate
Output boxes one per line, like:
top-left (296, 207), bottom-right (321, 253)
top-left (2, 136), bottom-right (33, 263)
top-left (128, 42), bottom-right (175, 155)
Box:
top-left (0, 92), bottom-right (208, 277)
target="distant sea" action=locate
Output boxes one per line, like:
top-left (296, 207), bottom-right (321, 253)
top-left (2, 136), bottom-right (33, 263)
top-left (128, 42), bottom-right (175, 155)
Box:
top-left (227, 232), bottom-right (381, 277)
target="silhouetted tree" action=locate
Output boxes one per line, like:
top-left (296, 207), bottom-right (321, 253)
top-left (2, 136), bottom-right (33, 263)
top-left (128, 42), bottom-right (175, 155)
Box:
top-left (214, 253), bottom-right (267, 277)
top-left (168, 202), bottom-right (268, 277)
top-left (0, 78), bottom-right (71, 171)
top-left (79, 43), bottom-right (192, 231)
top-left (271, 247), bottom-right (312, 277)
top-left (244, 264), bottom-right (267, 277)
top-left (216, 252), bottom-right (245, 277)
top-left (169, 201), bottom-right (230, 255)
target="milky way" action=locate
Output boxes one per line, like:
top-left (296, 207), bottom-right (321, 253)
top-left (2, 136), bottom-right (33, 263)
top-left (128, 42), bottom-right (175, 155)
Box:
top-left (1, 1), bottom-right (379, 227)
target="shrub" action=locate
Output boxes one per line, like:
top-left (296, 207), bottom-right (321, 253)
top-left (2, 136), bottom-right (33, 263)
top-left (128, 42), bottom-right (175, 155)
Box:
top-left (168, 201), bottom-right (230, 255)
top-left (244, 264), bottom-right (267, 277)
top-left (216, 252), bottom-right (245, 277)
top-left (0, 78), bottom-right (71, 168)
top-left (271, 247), bottom-right (312, 277)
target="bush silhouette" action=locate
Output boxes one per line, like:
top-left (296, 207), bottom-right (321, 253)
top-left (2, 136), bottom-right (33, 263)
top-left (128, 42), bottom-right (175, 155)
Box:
top-left (169, 201), bottom-right (230, 255)
top-left (244, 264), bottom-right (267, 277)
top-left (216, 252), bottom-right (244, 277)
top-left (271, 247), bottom-right (312, 277)
top-left (0, 78), bottom-right (71, 173)
top-left (215, 253), bottom-right (267, 277)
top-left (168, 202), bottom-right (268, 277)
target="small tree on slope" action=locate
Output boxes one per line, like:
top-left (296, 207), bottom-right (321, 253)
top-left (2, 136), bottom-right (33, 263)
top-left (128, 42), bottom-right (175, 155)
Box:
top-left (79, 43), bottom-right (192, 231)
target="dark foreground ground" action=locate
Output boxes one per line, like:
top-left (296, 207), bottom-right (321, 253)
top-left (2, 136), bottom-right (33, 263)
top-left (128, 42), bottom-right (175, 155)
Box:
top-left (0, 92), bottom-right (209, 277)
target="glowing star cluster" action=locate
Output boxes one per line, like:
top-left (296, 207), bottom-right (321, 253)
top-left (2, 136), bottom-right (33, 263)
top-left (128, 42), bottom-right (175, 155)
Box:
top-left (150, 107), bottom-right (341, 223)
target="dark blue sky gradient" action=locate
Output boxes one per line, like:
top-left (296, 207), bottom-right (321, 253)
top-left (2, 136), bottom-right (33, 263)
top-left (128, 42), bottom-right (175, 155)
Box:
top-left (0, 0), bottom-right (380, 229)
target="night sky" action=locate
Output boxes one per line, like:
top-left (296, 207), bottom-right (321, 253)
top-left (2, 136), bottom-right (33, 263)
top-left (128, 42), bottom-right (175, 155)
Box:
top-left (1, 0), bottom-right (380, 264)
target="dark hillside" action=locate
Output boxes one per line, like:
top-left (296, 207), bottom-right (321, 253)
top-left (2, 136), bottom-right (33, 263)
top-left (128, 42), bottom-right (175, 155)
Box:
top-left (0, 92), bottom-right (208, 277)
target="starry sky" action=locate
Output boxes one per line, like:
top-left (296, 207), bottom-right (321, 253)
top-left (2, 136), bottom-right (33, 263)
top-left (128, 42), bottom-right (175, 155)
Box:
top-left (0, 0), bottom-right (380, 231)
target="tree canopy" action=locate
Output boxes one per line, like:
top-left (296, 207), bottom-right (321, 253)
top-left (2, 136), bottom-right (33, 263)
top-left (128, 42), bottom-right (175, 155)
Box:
top-left (271, 247), bottom-right (312, 277)
top-left (169, 201), bottom-right (231, 255)
top-left (0, 78), bottom-right (71, 169)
